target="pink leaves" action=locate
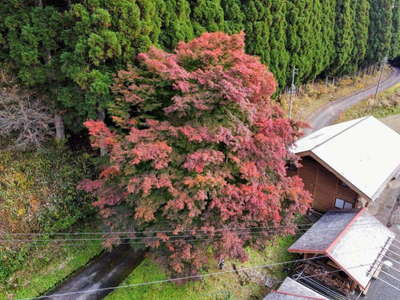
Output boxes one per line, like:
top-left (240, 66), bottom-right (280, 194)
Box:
top-left (183, 149), bottom-right (224, 172)
top-left (84, 120), bottom-right (116, 149)
top-left (80, 31), bottom-right (311, 276)
top-left (130, 141), bottom-right (172, 169)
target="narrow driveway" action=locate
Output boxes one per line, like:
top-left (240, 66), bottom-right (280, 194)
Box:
top-left (43, 245), bottom-right (144, 300)
top-left (306, 67), bottom-right (400, 134)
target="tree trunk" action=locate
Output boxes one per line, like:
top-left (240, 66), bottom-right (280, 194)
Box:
top-left (37, 0), bottom-right (43, 7)
top-left (54, 113), bottom-right (65, 141)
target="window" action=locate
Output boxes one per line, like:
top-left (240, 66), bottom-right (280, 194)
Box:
top-left (335, 198), bottom-right (353, 209)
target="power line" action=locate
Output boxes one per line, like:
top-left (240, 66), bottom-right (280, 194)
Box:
top-left (0, 222), bottom-right (315, 237)
top-left (0, 228), bottom-right (312, 248)
top-left (0, 227), bottom-right (311, 244)
top-left (18, 255), bottom-right (328, 300)
top-left (19, 260), bottom-right (377, 300)
top-left (18, 245), bottom-right (398, 300)
top-left (0, 228), bottom-right (309, 242)
top-left (0, 220), bottom-right (389, 244)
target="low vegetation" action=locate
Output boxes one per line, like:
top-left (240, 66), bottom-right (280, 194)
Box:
top-left (0, 145), bottom-right (98, 292)
top-left (280, 66), bottom-right (392, 121)
top-left (0, 236), bottom-right (103, 300)
top-left (106, 236), bottom-right (297, 300)
top-left (336, 82), bottom-right (400, 123)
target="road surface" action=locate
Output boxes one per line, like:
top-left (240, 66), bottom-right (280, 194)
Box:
top-left (42, 244), bottom-right (144, 300)
top-left (306, 67), bottom-right (400, 134)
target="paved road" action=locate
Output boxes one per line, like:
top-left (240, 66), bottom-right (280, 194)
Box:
top-left (43, 244), bottom-right (144, 300)
top-left (306, 67), bottom-right (400, 134)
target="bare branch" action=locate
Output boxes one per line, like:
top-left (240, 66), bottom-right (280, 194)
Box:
top-left (0, 88), bottom-right (55, 150)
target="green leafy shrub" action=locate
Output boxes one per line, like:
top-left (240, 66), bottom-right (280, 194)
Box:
top-left (0, 145), bottom-right (96, 284)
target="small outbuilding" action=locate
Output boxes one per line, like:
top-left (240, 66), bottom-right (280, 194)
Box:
top-left (288, 208), bottom-right (394, 295)
top-left (290, 116), bottom-right (400, 212)
top-left (264, 277), bottom-right (328, 300)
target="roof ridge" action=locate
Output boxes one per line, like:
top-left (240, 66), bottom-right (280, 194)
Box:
top-left (310, 116), bottom-right (370, 152)
top-left (325, 208), bottom-right (366, 254)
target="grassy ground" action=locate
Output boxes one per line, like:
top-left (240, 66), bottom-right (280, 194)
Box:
top-left (280, 66), bottom-right (392, 121)
top-left (335, 82), bottom-right (400, 123)
top-left (0, 240), bottom-right (103, 300)
top-left (106, 236), bottom-right (297, 300)
top-left (0, 234), bottom-right (103, 300)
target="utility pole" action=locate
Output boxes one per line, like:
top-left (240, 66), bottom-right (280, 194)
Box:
top-left (289, 66), bottom-right (298, 119)
top-left (374, 56), bottom-right (388, 99)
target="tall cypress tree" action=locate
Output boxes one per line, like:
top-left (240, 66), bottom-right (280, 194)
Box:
top-left (390, 0), bottom-right (400, 58)
top-left (242, 0), bottom-right (271, 67)
top-left (268, 0), bottom-right (289, 88)
top-left (286, 0), bottom-right (314, 83)
top-left (158, 0), bottom-right (194, 49)
top-left (221, 0), bottom-right (244, 34)
top-left (349, 0), bottom-right (370, 72)
top-left (190, 0), bottom-right (225, 35)
top-left (309, 0), bottom-right (328, 78)
top-left (330, 0), bottom-right (355, 75)
top-left (365, 0), bottom-right (393, 65)
top-left (319, 0), bottom-right (337, 77)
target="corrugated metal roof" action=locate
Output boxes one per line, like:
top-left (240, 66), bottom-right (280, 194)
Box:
top-left (288, 209), bottom-right (395, 289)
top-left (329, 212), bottom-right (395, 288)
top-left (264, 277), bottom-right (328, 299)
top-left (292, 116), bottom-right (400, 200)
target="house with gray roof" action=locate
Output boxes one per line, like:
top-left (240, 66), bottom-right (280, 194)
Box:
top-left (288, 208), bottom-right (394, 295)
top-left (264, 277), bottom-right (328, 300)
top-left (290, 116), bottom-right (400, 212)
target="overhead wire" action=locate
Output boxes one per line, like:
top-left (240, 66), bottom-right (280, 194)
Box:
top-left (0, 228), bottom-right (312, 248)
top-left (0, 220), bottom-right (389, 244)
top-left (19, 260), bottom-right (377, 300)
top-left (0, 222), bottom-right (315, 237)
top-left (1, 217), bottom-right (392, 238)
top-left (18, 244), bottom-right (399, 300)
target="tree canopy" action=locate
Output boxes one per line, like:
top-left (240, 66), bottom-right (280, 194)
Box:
top-left (79, 32), bottom-right (311, 275)
top-left (1, 0), bottom-right (399, 133)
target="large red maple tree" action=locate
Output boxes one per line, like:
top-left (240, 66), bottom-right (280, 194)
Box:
top-left (80, 32), bottom-right (311, 275)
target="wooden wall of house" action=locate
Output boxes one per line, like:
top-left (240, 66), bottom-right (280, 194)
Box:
top-left (294, 156), bottom-right (358, 212)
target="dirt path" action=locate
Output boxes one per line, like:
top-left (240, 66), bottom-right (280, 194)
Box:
top-left (306, 67), bottom-right (400, 134)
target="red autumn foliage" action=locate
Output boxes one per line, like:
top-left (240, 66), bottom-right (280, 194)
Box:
top-left (79, 32), bottom-right (311, 276)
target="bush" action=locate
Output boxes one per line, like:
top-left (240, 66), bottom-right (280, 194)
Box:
top-left (0, 145), bottom-right (96, 284)
top-left (0, 88), bottom-right (54, 150)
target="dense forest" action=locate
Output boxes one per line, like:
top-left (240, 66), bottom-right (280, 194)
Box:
top-left (1, 0), bottom-right (400, 133)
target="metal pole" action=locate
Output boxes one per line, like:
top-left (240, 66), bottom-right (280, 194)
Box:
top-left (374, 56), bottom-right (388, 99)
